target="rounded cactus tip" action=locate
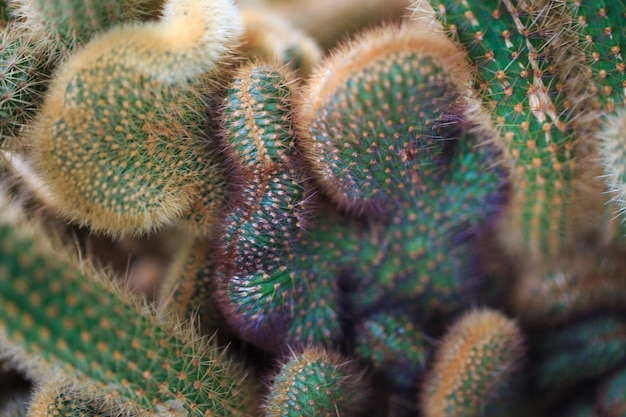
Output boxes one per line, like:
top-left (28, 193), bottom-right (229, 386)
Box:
top-left (221, 62), bottom-right (298, 172)
top-left (264, 346), bottom-right (367, 417)
top-left (420, 308), bottom-right (525, 417)
top-left (296, 23), bottom-right (472, 215)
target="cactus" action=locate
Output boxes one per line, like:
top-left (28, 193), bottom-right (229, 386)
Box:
top-left (216, 24), bottom-right (507, 356)
top-left (27, 377), bottom-right (112, 417)
top-left (10, 0), bottom-right (150, 53)
top-left (28, 0), bottom-right (242, 236)
top-left (0, 197), bottom-right (258, 417)
top-left (263, 347), bottom-right (365, 417)
top-left (423, 0), bottom-right (608, 260)
top-left (597, 366), bottom-right (626, 417)
top-left (510, 249), bottom-right (626, 326)
top-left (353, 311), bottom-right (430, 391)
top-left (5, 0), bottom-right (626, 415)
top-left (0, 26), bottom-right (50, 144)
top-left (420, 309), bottom-right (524, 417)
top-left (240, 7), bottom-right (322, 76)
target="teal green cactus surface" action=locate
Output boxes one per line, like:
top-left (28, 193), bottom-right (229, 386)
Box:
top-left (425, 0), bottom-right (601, 260)
top-left (354, 312), bottom-right (430, 390)
top-left (24, 0), bottom-right (148, 49)
top-left (533, 314), bottom-right (626, 392)
top-left (597, 366), bottom-right (626, 417)
top-left (263, 347), bottom-right (364, 417)
top-left (4, 0), bottom-right (626, 415)
top-left (0, 27), bottom-right (50, 143)
top-left (0, 199), bottom-right (257, 417)
top-left (216, 25), bottom-right (506, 357)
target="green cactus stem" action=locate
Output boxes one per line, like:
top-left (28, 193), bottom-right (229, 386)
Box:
top-left (354, 311), bottom-right (431, 391)
top-left (0, 197), bottom-right (257, 417)
top-left (533, 314), bottom-right (626, 392)
top-left (425, 0), bottom-right (605, 260)
top-left (215, 63), bottom-right (314, 351)
top-left (298, 23), bottom-right (472, 213)
top-left (218, 24), bottom-right (507, 353)
top-left (158, 238), bottom-right (233, 343)
top-left (420, 309), bottom-right (524, 417)
top-left (10, 0), bottom-right (150, 53)
top-left (263, 347), bottom-right (365, 417)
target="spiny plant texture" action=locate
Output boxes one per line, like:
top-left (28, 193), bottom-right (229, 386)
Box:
top-left (263, 347), bottom-right (365, 417)
top-left (215, 24), bottom-right (507, 359)
top-left (10, 0), bottom-right (150, 51)
top-left (420, 309), bottom-right (524, 417)
top-left (422, 0), bottom-right (609, 260)
top-left (0, 196), bottom-right (258, 417)
top-left (0, 25), bottom-right (50, 143)
top-left (3, 0), bottom-right (626, 415)
top-left (28, 0), bottom-right (241, 236)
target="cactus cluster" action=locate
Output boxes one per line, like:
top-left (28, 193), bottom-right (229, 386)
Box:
top-left (1, 0), bottom-right (626, 416)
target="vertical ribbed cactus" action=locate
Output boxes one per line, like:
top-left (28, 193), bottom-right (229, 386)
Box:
top-left (29, 0), bottom-right (242, 236)
top-left (420, 309), bottom-right (524, 417)
top-left (263, 347), bottom-right (365, 417)
top-left (0, 197), bottom-right (257, 417)
top-left (425, 0), bottom-right (604, 260)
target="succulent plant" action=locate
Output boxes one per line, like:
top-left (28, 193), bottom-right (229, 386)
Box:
top-left (2, 0), bottom-right (626, 415)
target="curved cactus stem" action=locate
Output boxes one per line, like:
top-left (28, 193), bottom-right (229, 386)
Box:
top-left (510, 249), bottom-right (626, 326)
top-left (29, 0), bottom-right (242, 236)
top-left (240, 7), bottom-right (322, 76)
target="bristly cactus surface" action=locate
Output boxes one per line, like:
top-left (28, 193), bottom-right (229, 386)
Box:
top-left (28, 0), bottom-right (241, 236)
top-left (3, 0), bottom-right (626, 415)
top-left (420, 309), bottom-right (524, 417)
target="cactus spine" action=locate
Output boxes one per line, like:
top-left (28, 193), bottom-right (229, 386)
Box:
top-left (0, 197), bottom-right (257, 417)
top-left (29, 0), bottom-right (242, 236)
top-left (263, 347), bottom-right (365, 417)
top-left (420, 309), bottom-right (524, 417)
